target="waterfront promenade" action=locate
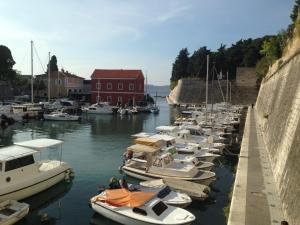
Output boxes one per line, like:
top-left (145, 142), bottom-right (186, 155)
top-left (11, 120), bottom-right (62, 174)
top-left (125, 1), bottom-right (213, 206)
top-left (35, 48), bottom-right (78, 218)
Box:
top-left (228, 107), bottom-right (284, 225)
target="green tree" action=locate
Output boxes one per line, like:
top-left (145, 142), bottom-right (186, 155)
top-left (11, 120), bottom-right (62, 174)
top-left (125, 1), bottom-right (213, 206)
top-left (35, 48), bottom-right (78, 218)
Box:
top-left (260, 37), bottom-right (281, 64)
top-left (171, 48), bottom-right (190, 81)
top-left (187, 47), bottom-right (210, 79)
top-left (47, 55), bottom-right (58, 72)
top-left (256, 56), bottom-right (269, 80)
top-left (291, 0), bottom-right (300, 23)
top-left (0, 45), bottom-right (17, 82)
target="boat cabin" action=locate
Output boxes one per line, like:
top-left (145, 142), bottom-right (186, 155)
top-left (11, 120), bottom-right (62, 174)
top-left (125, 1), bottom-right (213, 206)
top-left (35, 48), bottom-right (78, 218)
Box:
top-left (156, 126), bottom-right (179, 134)
top-left (0, 146), bottom-right (37, 175)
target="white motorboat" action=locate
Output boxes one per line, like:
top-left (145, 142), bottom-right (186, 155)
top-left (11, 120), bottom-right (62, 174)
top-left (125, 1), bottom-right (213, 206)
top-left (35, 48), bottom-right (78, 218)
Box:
top-left (173, 154), bottom-right (214, 171)
top-left (0, 138), bottom-right (74, 202)
top-left (0, 200), bottom-right (29, 225)
top-left (122, 145), bottom-right (216, 185)
top-left (85, 102), bottom-right (113, 114)
top-left (127, 184), bottom-right (192, 208)
top-left (175, 148), bottom-right (220, 163)
top-left (44, 112), bottom-right (81, 121)
top-left (133, 136), bottom-right (216, 170)
top-left (90, 188), bottom-right (195, 225)
top-left (150, 106), bottom-right (160, 114)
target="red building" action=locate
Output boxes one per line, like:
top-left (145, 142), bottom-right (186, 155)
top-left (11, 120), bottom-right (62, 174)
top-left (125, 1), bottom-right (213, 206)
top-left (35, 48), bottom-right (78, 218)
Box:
top-left (91, 69), bottom-right (145, 105)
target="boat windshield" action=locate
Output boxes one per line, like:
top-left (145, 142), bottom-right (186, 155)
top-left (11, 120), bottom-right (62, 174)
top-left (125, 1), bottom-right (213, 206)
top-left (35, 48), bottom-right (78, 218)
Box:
top-left (152, 201), bottom-right (168, 216)
top-left (152, 158), bottom-right (162, 167)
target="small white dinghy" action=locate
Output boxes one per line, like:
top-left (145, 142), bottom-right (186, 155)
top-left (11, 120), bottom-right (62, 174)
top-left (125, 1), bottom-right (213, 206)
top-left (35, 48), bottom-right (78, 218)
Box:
top-left (127, 184), bottom-right (192, 208)
top-left (0, 200), bottom-right (29, 225)
top-left (90, 188), bottom-right (195, 225)
top-left (44, 112), bottom-right (80, 121)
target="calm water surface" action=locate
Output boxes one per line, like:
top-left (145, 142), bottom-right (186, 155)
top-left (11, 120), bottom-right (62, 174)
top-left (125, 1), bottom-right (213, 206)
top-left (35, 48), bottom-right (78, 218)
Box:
top-left (0, 99), bottom-right (236, 225)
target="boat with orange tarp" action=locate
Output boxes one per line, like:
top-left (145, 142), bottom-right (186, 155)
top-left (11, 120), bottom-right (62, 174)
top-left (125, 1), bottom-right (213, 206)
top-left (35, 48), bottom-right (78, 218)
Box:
top-left (90, 188), bottom-right (195, 225)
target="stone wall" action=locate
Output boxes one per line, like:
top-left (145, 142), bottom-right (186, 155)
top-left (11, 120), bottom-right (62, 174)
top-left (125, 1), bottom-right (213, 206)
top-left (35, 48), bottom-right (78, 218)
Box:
top-left (256, 47), bottom-right (300, 225)
top-left (168, 67), bottom-right (258, 105)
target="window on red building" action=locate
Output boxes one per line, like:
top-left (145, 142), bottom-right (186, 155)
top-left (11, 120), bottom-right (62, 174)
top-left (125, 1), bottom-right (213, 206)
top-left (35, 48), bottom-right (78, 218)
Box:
top-left (129, 83), bottom-right (135, 91)
top-left (107, 82), bottom-right (112, 90)
top-left (118, 83), bottom-right (123, 90)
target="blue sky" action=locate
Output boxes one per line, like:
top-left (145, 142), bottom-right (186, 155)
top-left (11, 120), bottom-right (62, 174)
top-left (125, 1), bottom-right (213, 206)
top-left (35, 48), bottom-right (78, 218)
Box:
top-left (0, 0), bottom-right (295, 85)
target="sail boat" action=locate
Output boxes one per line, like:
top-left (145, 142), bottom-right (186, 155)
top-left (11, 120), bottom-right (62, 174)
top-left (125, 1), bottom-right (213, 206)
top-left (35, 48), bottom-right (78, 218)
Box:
top-left (151, 91), bottom-right (160, 114)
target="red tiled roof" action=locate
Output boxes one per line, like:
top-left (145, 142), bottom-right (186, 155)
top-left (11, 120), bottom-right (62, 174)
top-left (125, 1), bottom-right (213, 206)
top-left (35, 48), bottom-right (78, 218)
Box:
top-left (91, 69), bottom-right (144, 79)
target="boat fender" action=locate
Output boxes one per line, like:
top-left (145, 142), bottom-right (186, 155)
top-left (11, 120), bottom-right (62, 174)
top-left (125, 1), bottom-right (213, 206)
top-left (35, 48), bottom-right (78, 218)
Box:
top-left (65, 170), bottom-right (71, 182)
top-left (40, 213), bottom-right (49, 222)
top-left (118, 166), bottom-right (123, 173)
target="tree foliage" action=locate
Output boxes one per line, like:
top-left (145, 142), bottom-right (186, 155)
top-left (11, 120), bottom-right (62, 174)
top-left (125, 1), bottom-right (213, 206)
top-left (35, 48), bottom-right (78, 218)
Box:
top-left (47, 55), bottom-right (58, 72)
top-left (171, 48), bottom-right (189, 81)
top-left (260, 37), bottom-right (281, 64)
top-left (171, 37), bottom-right (269, 82)
top-left (0, 45), bottom-right (17, 82)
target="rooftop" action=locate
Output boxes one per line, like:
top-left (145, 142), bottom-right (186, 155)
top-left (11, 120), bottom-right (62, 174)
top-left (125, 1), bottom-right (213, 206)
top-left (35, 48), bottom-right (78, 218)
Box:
top-left (91, 69), bottom-right (144, 79)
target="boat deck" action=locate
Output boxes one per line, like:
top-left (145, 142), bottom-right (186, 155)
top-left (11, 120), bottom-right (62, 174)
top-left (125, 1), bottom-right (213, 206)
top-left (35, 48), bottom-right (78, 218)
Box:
top-left (38, 160), bottom-right (63, 172)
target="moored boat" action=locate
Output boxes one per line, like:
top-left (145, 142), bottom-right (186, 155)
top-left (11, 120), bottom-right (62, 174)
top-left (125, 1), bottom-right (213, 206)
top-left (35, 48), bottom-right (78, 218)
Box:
top-left (90, 188), bottom-right (195, 225)
top-left (44, 112), bottom-right (81, 121)
top-left (127, 184), bottom-right (192, 208)
top-left (0, 200), bottom-right (29, 225)
top-left (122, 145), bottom-right (216, 185)
top-left (0, 138), bottom-right (74, 202)
top-left (85, 102), bottom-right (113, 114)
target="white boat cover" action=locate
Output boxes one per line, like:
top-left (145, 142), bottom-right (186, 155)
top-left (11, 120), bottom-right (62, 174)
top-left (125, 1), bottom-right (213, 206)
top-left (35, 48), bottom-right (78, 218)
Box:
top-left (0, 145), bottom-right (38, 161)
top-left (131, 132), bottom-right (154, 138)
top-left (127, 144), bottom-right (159, 153)
top-left (156, 126), bottom-right (178, 132)
top-left (14, 138), bottom-right (63, 150)
top-left (150, 134), bottom-right (176, 142)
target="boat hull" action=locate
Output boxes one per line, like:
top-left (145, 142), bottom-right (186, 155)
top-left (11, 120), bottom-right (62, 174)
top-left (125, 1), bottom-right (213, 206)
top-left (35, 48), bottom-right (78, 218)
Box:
top-left (44, 115), bottom-right (80, 121)
top-left (0, 201), bottom-right (29, 225)
top-left (122, 167), bottom-right (215, 186)
top-left (86, 111), bottom-right (112, 114)
top-left (0, 169), bottom-right (71, 202)
top-left (91, 202), bottom-right (192, 225)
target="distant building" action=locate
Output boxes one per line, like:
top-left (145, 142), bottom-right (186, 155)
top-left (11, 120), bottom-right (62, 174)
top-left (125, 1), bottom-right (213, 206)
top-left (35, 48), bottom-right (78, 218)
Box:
top-left (91, 69), bottom-right (144, 105)
top-left (82, 80), bottom-right (91, 102)
top-left (36, 71), bottom-right (84, 98)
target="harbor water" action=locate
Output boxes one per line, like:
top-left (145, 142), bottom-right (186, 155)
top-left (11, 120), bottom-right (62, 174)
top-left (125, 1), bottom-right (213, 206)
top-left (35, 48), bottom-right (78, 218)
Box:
top-left (0, 99), bottom-right (237, 225)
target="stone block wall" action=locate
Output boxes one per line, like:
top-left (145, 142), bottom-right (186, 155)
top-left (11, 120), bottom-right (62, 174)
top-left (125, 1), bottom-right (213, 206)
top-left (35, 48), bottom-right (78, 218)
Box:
top-left (256, 50), bottom-right (300, 225)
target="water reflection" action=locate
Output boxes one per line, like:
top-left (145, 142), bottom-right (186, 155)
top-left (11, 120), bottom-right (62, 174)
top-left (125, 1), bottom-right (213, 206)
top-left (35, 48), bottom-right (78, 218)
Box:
top-left (17, 181), bottom-right (73, 225)
top-left (90, 213), bottom-right (121, 225)
top-left (0, 99), bottom-right (236, 225)
top-left (87, 114), bottom-right (149, 136)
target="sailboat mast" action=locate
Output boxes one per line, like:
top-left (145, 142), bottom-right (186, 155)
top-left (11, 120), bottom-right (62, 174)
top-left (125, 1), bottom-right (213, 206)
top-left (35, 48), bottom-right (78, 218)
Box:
top-left (229, 81), bottom-right (232, 103)
top-left (58, 70), bottom-right (60, 98)
top-left (31, 40), bottom-right (34, 103)
top-left (205, 55), bottom-right (209, 122)
top-left (226, 71), bottom-right (229, 104)
top-left (97, 80), bottom-right (100, 103)
top-left (145, 72), bottom-right (148, 101)
top-left (48, 52), bottom-right (51, 102)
